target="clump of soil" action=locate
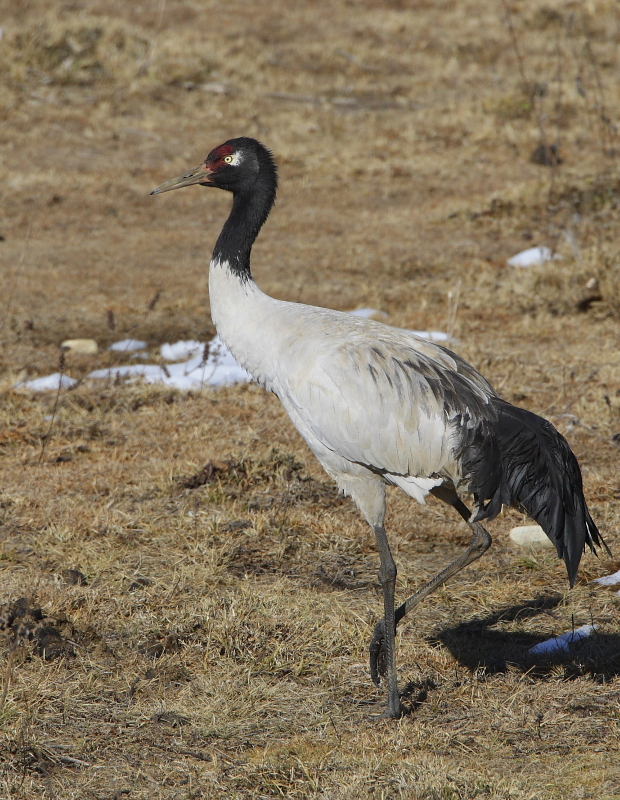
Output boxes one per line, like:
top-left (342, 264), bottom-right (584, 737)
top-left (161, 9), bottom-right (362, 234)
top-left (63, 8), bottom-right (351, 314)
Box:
top-left (0, 598), bottom-right (74, 660)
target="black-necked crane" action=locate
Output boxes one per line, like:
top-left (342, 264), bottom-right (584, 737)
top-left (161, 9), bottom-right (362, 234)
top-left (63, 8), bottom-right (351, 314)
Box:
top-left (151, 137), bottom-right (609, 719)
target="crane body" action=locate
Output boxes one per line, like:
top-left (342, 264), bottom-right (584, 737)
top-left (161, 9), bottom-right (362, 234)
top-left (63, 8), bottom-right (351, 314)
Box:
top-left (152, 137), bottom-right (608, 719)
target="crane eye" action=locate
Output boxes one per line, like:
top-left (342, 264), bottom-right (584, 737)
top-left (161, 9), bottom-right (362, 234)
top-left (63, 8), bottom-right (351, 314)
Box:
top-left (223, 155), bottom-right (233, 164)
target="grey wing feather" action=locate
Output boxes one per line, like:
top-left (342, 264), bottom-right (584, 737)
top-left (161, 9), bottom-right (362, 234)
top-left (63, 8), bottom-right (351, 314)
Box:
top-left (276, 322), bottom-right (498, 481)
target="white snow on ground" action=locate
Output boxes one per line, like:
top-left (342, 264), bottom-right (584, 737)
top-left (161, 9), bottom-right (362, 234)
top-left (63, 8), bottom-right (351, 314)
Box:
top-left (591, 569), bottom-right (620, 586)
top-left (17, 310), bottom-right (450, 392)
top-left (529, 624), bottom-right (598, 656)
top-left (160, 340), bottom-right (203, 361)
top-left (17, 373), bottom-right (78, 392)
top-left (349, 308), bottom-right (387, 319)
top-left (108, 338), bottom-right (147, 352)
top-left (89, 335), bottom-right (250, 390)
top-left (507, 246), bottom-right (561, 268)
top-left (410, 330), bottom-right (449, 342)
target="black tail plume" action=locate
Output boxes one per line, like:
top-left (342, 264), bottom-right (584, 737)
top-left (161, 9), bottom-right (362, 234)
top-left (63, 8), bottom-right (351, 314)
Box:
top-left (462, 398), bottom-right (609, 587)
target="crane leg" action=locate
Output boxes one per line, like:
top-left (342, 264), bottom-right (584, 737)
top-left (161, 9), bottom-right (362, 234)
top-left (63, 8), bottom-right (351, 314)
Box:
top-left (372, 524), bottom-right (405, 719)
top-left (369, 486), bottom-right (492, 690)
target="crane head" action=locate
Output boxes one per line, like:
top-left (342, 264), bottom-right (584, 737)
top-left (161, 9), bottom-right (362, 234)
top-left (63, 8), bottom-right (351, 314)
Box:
top-left (150, 137), bottom-right (277, 197)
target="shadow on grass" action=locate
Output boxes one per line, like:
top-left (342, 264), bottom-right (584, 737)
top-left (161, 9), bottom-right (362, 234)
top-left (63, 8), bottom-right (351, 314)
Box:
top-left (428, 595), bottom-right (620, 680)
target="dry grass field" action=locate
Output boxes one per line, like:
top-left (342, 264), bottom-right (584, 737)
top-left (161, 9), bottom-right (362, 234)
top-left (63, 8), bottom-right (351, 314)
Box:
top-left (1, 0), bottom-right (620, 797)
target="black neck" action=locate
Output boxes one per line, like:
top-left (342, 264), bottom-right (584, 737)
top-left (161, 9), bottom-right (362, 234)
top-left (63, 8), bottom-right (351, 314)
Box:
top-left (212, 176), bottom-right (276, 282)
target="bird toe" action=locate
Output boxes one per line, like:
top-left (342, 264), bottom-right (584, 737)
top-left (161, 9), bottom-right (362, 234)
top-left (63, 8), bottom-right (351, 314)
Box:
top-left (369, 618), bottom-right (388, 686)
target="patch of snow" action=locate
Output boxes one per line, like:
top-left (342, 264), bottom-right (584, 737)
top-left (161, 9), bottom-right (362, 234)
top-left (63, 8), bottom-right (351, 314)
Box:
top-left (89, 335), bottom-right (250, 390)
top-left (507, 246), bottom-right (561, 268)
top-left (108, 339), bottom-right (147, 352)
top-left (88, 364), bottom-right (164, 380)
top-left (18, 373), bottom-right (77, 392)
top-left (349, 308), bottom-right (386, 319)
top-left (409, 330), bottom-right (449, 342)
top-left (591, 569), bottom-right (620, 586)
top-left (529, 624), bottom-right (598, 656)
top-left (160, 340), bottom-right (204, 361)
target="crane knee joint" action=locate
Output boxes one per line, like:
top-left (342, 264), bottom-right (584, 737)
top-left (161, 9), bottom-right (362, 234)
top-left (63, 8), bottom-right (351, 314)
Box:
top-left (378, 562), bottom-right (397, 587)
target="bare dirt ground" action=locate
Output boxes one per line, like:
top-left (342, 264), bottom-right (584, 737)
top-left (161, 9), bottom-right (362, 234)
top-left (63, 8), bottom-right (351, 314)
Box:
top-left (1, 0), bottom-right (620, 797)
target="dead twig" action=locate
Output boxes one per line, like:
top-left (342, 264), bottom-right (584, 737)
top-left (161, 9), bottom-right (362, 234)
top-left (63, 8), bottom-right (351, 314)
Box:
top-left (0, 224), bottom-right (33, 339)
top-left (33, 747), bottom-right (57, 800)
top-left (0, 647), bottom-right (16, 712)
top-left (584, 39), bottom-right (616, 156)
top-left (37, 351), bottom-right (66, 466)
top-left (446, 279), bottom-right (461, 342)
top-left (500, 0), bottom-right (528, 87)
top-left (267, 92), bottom-right (322, 104)
top-left (151, 743), bottom-right (212, 762)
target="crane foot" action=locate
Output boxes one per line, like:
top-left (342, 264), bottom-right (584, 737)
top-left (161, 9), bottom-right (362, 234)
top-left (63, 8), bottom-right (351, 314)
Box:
top-left (369, 618), bottom-right (388, 686)
top-left (368, 705), bottom-right (406, 721)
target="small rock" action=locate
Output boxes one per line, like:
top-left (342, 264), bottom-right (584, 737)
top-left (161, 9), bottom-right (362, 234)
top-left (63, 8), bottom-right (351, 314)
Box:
top-left (141, 640), bottom-right (165, 657)
top-left (182, 460), bottom-right (227, 489)
top-left (576, 278), bottom-right (602, 312)
top-left (576, 290), bottom-right (603, 312)
top-left (61, 569), bottom-right (87, 585)
top-left (61, 338), bottom-right (98, 355)
top-left (530, 143), bottom-right (561, 166)
top-left (34, 625), bottom-right (69, 660)
top-left (509, 525), bottom-right (554, 549)
top-left (128, 577), bottom-right (153, 592)
top-left (139, 634), bottom-right (178, 658)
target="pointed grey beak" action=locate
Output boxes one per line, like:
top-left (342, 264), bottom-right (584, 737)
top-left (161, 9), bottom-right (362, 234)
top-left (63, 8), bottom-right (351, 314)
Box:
top-left (150, 163), bottom-right (213, 195)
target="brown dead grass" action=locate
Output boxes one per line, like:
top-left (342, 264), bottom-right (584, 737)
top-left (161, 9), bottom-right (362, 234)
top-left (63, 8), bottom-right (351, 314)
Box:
top-left (1, 0), bottom-right (620, 797)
